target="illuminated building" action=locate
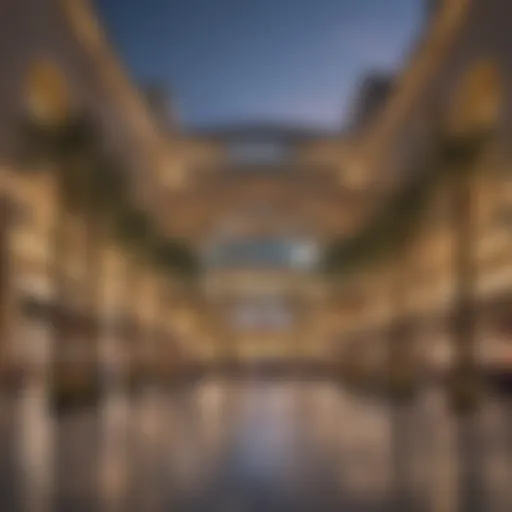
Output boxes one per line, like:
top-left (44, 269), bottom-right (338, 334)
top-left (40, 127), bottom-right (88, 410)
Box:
top-left (1, 0), bottom-right (511, 384)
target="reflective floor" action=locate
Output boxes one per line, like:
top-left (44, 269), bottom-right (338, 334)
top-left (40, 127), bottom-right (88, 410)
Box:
top-left (2, 379), bottom-right (512, 511)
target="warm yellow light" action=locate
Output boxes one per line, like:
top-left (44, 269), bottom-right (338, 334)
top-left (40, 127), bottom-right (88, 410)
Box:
top-left (447, 60), bottom-right (503, 139)
top-left (25, 60), bottom-right (70, 127)
top-left (163, 161), bottom-right (186, 189)
top-left (341, 156), bottom-right (369, 191)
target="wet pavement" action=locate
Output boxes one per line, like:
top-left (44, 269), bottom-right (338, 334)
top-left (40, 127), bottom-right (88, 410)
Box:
top-left (1, 378), bottom-right (512, 511)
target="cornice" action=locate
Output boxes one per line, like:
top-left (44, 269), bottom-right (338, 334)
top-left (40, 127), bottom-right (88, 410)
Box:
top-left (358, 0), bottom-right (470, 174)
top-left (58, 0), bottom-right (169, 173)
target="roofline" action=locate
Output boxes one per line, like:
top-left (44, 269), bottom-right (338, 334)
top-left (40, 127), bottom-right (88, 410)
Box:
top-left (181, 123), bottom-right (346, 143)
top-left (358, 0), bottom-right (470, 170)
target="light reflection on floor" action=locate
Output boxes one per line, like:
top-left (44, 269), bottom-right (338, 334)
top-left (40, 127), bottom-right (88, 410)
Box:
top-left (2, 378), bottom-right (512, 511)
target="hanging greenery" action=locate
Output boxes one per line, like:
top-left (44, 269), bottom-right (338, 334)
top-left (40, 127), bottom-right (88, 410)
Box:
top-left (151, 237), bottom-right (200, 278)
top-left (324, 165), bottom-right (439, 274)
top-left (323, 130), bottom-right (491, 276)
top-left (114, 204), bottom-right (154, 253)
top-left (18, 113), bottom-right (200, 278)
top-left (112, 202), bottom-right (199, 277)
top-left (17, 114), bottom-right (96, 166)
top-left (85, 153), bottom-right (129, 218)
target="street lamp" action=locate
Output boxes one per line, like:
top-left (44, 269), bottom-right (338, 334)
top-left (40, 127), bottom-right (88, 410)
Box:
top-left (22, 60), bottom-right (93, 410)
top-left (443, 61), bottom-right (503, 415)
top-left (442, 61), bottom-right (503, 512)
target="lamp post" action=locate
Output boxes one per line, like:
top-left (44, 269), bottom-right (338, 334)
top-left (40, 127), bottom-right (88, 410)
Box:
top-left (24, 60), bottom-right (77, 411)
top-left (385, 253), bottom-right (418, 512)
top-left (19, 60), bottom-right (74, 512)
top-left (387, 254), bottom-right (418, 403)
top-left (443, 61), bottom-right (502, 512)
top-left (25, 60), bottom-right (105, 410)
top-left (444, 62), bottom-right (502, 414)
top-left (0, 194), bottom-right (24, 387)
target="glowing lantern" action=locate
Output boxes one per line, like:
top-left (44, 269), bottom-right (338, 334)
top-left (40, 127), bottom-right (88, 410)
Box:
top-left (25, 60), bottom-right (70, 127)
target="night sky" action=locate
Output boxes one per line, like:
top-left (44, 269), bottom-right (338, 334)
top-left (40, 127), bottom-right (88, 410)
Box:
top-left (94, 0), bottom-right (424, 131)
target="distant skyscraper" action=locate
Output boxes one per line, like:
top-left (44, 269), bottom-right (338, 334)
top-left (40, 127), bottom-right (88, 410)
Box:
top-left (348, 72), bottom-right (394, 133)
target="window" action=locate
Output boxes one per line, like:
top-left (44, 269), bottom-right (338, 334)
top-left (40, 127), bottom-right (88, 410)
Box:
top-left (205, 237), bottom-right (319, 270)
top-left (228, 140), bottom-right (290, 166)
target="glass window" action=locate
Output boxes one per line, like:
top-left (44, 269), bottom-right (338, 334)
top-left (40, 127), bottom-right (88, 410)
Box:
top-left (205, 237), bottom-right (319, 270)
top-left (228, 140), bottom-right (290, 165)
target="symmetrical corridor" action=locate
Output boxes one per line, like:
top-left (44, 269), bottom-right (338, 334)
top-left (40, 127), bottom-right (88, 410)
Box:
top-left (1, 1), bottom-right (512, 511)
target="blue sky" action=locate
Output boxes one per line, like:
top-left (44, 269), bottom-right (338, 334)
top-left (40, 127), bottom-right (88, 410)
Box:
top-left (95, 0), bottom-right (424, 130)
